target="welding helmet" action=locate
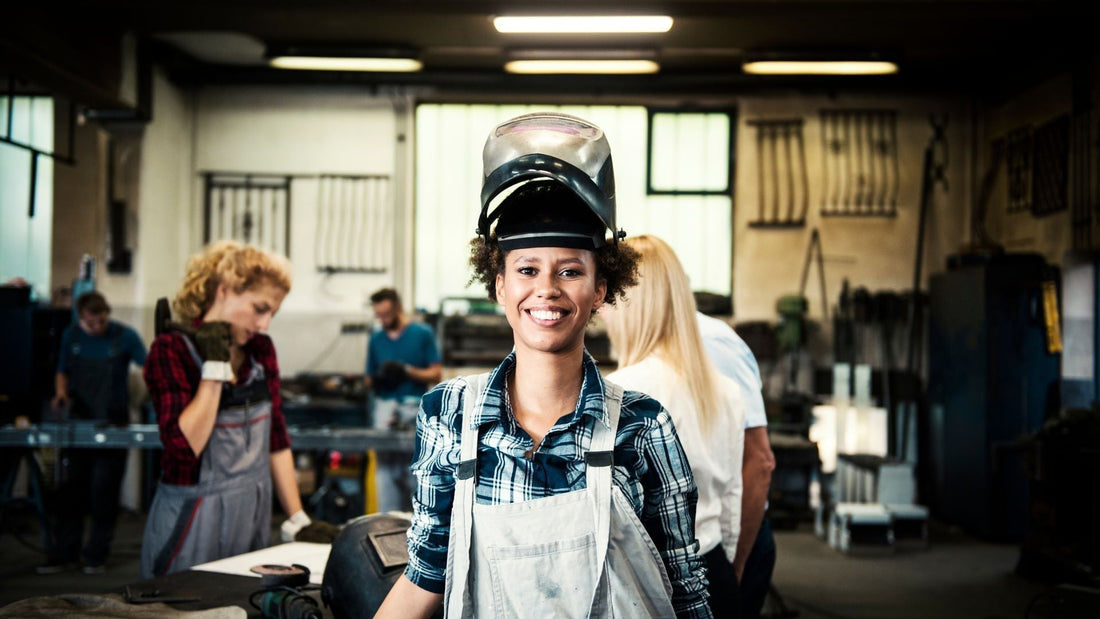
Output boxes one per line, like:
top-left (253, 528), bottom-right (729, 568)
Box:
top-left (478, 112), bottom-right (622, 249)
top-left (321, 512), bottom-right (442, 619)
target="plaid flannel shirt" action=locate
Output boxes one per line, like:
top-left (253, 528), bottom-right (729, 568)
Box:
top-left (143, 330), bottom-right (290, 485)
top-left (404, 351), bottom-right (711, 618)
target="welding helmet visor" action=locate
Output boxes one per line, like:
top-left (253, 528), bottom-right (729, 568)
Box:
top-left (479, 113), bottom-right (618, 249)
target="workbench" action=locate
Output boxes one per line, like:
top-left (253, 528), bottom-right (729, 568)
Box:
top-left (0, 422), bottom-right (416, 547)
top-left (0, 422), bottom-right (415, 453)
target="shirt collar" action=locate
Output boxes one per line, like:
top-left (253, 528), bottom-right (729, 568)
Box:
top-left (468, 349), bottom-right (609, 429)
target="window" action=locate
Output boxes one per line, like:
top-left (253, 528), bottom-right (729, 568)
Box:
top-left (414, 104), bottom-right (734, 313)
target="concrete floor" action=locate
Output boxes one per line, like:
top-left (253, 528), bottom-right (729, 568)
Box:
top-left (0, 501), bottom-right (1077, 618)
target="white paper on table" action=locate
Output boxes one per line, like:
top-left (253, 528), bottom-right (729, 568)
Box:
top-left (191, 542), bottom-right (332, 585)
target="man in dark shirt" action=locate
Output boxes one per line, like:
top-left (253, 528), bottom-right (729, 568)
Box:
top-left (39, 291), bottom-right (146, 574)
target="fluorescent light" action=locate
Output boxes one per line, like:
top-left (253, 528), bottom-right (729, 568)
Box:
top-left (494, 15), bottom-right (673, 34)
top-left (269, 56), bottom-right (423, 72)
top-left (742, 60), bottom-right (898, 76)
top-left (505, 59), bottom-right (659, 74)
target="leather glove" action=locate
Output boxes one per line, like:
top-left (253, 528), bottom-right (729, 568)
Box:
top-left (294, 520), bottom-right (342, 544)
top-left (196, 321), bottom-right (234, 381)
top-left (280, 510), bottom-right (312, 543)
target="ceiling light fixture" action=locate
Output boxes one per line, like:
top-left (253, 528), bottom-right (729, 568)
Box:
top-left (505, 49), bottom-right (659, 74)
top-left (742, 59), bottom-right (898, 75)
top-left (741, 51), bottom-right (899, 76)
top-left (493, 15), bottom-right (673, 34)
top-left (266, 44), bottom-right (423, 72)
top-left (505, 59), bottom-right (659, 74)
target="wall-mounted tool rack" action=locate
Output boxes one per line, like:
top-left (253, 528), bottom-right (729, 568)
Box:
top-left (748, 118), bottom-right (808, 228)
top-left (203, 172), bottom-right (292, 255)
top-left (819, 109), bottom-right (899, 218)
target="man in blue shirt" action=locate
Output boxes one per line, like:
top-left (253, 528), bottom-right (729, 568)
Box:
top-left (365, 288), bottom-right (441, 512)
top-left (39, 291), bottom-right (146, 574)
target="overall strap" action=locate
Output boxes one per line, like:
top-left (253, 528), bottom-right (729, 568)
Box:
top-left (447, 372), bottom-right (489, 618)
top-left (179, 333), bottom-right (204, 369)
top-left (587, 380), bottom-right (623, 615)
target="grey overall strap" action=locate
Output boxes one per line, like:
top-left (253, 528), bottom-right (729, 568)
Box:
top-left (446, 372), bottom-right (489, 618)
top-left (587, 380), bottom-right (622, 616)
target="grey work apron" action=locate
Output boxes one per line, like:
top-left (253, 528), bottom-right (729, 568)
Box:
top-left (443, 374), bottom-right (676, 618)
top-left (69, 329), bottom-right (131, 425)
top-left (140, 336), bottom-right (274, 579)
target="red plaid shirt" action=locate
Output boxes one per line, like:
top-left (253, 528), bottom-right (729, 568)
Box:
top-left (144, 330), bottom-right (290, 485)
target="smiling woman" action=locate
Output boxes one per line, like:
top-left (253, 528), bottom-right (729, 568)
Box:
top-left (139, 240), bottom-right (314, 579)
top-left (375, 113), bottom-right (712, 619)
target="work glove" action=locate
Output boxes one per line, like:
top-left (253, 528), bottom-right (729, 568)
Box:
top-left (196, 321), bottom-right (235, 382)
top-left (280, 510), bottom-right (312, 543)
top-left (294, 520), bottom-right (342, 544)
top-left (373, 361), bottom-right (408, 391)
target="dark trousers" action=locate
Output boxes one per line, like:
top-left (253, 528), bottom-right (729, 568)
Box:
top-left (705, 545), bottom-right (741, 618)
top-left (50, 448), bottom-right (128, 565)
top-left (740, 516), bottom-right (777, 619)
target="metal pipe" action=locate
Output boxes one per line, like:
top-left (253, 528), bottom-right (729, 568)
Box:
top-left (756, 123), bottom-right (765, 223)
top-left (770, 125), bottom-right (781, 223)
top-left (797, 122), bottom-right (809, 223)
top-left (784, 123), bottom-right (795, 223)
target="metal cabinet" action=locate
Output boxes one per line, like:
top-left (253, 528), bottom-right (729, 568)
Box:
top-left (926, 253), bottom-right (1060, 541)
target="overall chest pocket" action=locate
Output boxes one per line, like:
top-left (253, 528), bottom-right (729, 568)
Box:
top-left (486, 533), bottom-right (598, 618)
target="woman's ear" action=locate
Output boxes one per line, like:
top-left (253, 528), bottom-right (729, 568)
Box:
top-left (204, 282), bottom-right (230, 320)
top-left (592, 279), bottom-right (608, 313)
top-left (495, 273), bottom-right (506, 305)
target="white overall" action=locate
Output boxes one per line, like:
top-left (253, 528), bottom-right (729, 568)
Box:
top-left (443, 374), bottom-right (677, 618)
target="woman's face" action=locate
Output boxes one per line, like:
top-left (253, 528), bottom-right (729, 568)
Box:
top-left (206, 281), bottom-right (287, 347)
top-left (495, 246), bottom-right (607, 358)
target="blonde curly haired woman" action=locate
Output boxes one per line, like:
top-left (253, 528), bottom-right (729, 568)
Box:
top-left (601, 234), bottom-right (747, 617)
top-left (141, 240), bottom-right (310, 578)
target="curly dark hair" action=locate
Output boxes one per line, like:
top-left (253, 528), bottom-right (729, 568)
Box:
top-left (468, 235), bottom-right (639, 307)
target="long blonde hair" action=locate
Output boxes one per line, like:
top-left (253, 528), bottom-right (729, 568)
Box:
top-left (173, 240), bottom-right (292, 323)
top-left (602, 234), bottom-right (721, 430)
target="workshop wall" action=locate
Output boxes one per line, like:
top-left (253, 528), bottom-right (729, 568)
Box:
top-left (56, 68), bottom-right (1086, 380)
top-left (135, 82), bottom-right (403, 375)
top-left (733, 94), bottom-right (971, 335)
top-left (979, 60), bottom-right (1100, 261)
top-left (131, 69), bottom-right (195, 334)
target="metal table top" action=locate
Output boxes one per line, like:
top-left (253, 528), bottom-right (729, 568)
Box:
top-left (0, 422), bottom-right (415, 453)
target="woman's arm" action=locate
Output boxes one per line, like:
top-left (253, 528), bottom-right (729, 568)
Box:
top-left (375, 575), bottom-right (443, 619)
top-left (145, 334), bottom-right (221, 459)
top-left (734, 426), bottom-right (773, 578)
top-left (271, 448), bottom-right (304, 516)
top-left (176, 380), bottom-right (223, 455)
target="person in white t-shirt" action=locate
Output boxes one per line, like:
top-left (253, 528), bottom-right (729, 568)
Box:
top-left (697, 311), bottom-right (777, 618)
